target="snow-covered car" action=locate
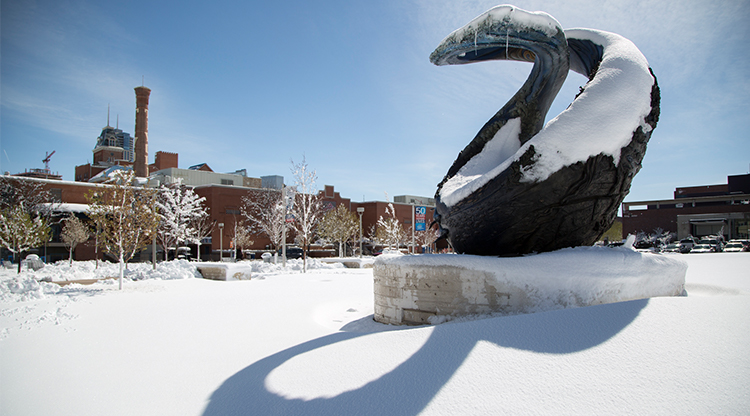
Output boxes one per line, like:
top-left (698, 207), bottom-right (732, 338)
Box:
top-left (176, 246), bottom-right (191, 260)
top-left (690, 244), bottom-right (714, 253)
top-left (724, 242), bottom-right (747, 253)
top-left (22, 254), bottom-right (45, 271)
top-left (663, 243), bottom-right (682, 253)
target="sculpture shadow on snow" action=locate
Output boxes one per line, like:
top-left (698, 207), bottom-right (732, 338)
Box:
top-left (202, 298), bottom-right (647, 416)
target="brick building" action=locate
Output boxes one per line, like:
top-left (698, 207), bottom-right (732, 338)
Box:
top-left (0, 175), bottom-right (110, 262)
top-left (5, 84), bottom-right (439, 263)
top-left (622, 174), bottom-right (750, 240)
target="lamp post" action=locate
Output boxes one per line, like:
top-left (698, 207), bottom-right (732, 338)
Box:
top-left (357, 207), bottom-right (364, 258)
top-left (282, 185), bottom-right (287, 267)
top-left (218, 222), bottom-right (224, 262)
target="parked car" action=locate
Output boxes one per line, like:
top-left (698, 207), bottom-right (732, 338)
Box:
top-left (699, 238), bottom-right (723, 252)
top-left (634, 240), bottom-right (659, 253)
top-left (278, 247), bottom-right (304, 259)
top-left (690, 244), bottom-right (714, 253)
top-left (724, 241), bottom-right (747, 253)
top-left (679, 237), bottom-right (699, 252)
top-left (176, 246), bottom-right (191, 260)
top-left (663, 242), bottom-right (682, 253)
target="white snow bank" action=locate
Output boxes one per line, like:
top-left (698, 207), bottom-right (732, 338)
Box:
top-left (319, 257), bottom-right (377, 268)
top-left (1, 253), bottom-right (748, 416)
top-left (439, 24), bottom-right (655, 207)
top-left (242, 258), bottom-right (346, 278)
top-left (0, 258), bottom-right (352, 303)
top-left (0, 260), bottom-right (200, 302)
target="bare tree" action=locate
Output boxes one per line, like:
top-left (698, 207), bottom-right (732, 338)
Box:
top-left (289, 157), bottom-right (323, 272)
top-left (0, 176), bottom-right (55, 219)
top-left (318, 204), bottom-right (358, 257)
top-left (233, 222), bottom-right (254, 260)
top-left (0, 205), bottom-right (51, 273)
top-left (0, 176), bottom-right (56, 269)
top-left (188, 207), bottom-right (214, 261)
top-left (86, 170), bottom-right (159, 289)
top-left (414, 224), bottom-right (440, 253)
top-left (241, 189), bottom-right (287, 252)
top-left (61, 215), bottom-right (90, 266)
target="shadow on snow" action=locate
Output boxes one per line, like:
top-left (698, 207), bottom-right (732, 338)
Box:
top-left (203, 298), bottom-right (648, 415)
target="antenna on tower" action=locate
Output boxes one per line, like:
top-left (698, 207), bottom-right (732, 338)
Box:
top-left (116, 114), bottom-right (119, 129)
top-left (107, 104), bottom-right (111, 127)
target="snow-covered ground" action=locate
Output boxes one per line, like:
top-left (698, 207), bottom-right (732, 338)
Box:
top-left (1, 252), bottom-right (749, 415)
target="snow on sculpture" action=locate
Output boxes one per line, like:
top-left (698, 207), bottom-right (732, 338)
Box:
top-left (431, 5), bottom-right (660, 256)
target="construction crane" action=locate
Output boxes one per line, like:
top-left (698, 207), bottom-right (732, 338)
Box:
top-left (42, 150), bottom-right (55, 173)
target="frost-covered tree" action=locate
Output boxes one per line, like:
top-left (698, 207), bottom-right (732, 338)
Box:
top-left (634, 228), bottom-right (675, 251)
top-left (0, 204), bottom-right (51, 273)
top-left (86, 170), bottom-right (159, 289)
top-left (318, 204), bottom-right (358, 257)
top-left (367, 223), bottom-right (378, 245)
top-left (155, 183), bottom-right (207, 261)
top-left (289, 157), bottom-right (323, 272)
top-left (241, 189), bottom-right (287, 252)
top-left (376, 202), bottom-right (406, 251)
top-left (61, 215), bottom-right (90, 266)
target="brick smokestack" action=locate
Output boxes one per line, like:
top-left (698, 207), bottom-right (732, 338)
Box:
top-left (134, 86), bottom-right (151, 178)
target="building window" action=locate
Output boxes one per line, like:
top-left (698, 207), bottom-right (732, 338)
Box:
top-left (221, 179), bottom-right (233, 186)
top-left (734, 220), bottom-right (749, 239)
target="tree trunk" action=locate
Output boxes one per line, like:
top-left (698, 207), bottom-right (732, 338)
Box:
top-left (119, 252), bottom-right (124, 290)
top-left (69, 246), bottom-right (74, 266)
top-left (302, 239), bottom-right (308, 273)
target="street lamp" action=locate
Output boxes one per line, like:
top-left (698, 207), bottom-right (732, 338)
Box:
top-left (218, 222), bottom-right (224, 262)
top-left (357, 207), bottom-right (365, 258)
top-left (282, 185), bottom-right (287, 267)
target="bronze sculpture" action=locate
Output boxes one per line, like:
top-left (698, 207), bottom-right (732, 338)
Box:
top-left (432, 5), bottom-right (660, 256)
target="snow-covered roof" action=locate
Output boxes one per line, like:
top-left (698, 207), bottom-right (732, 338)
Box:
top-left (89, 165), bottom-right (129, 183)
top-left (39, 202), bottom-right (90, 214)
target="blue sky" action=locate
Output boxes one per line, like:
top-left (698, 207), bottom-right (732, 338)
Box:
top-left (2, 0), bottom-right (749, 204)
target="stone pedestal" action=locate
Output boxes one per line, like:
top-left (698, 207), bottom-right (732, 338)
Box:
top-left (374, 248), bottom-right (686, 325)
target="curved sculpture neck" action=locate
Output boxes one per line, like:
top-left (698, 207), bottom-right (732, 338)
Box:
top-left (432, 22), bottom-right (570, 183)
